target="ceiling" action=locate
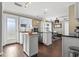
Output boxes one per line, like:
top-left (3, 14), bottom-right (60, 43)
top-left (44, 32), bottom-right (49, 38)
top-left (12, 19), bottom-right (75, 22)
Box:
top-left (2, 2), bottom-right (75, 19)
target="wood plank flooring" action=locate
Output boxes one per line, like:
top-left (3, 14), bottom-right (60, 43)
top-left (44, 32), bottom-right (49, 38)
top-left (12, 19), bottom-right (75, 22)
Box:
top-left (2, 39), bottom-right (62, 57)
top-left (2, 43), bottom-right (27, 57)
top-left (38, 39), bottom-right (62, 57)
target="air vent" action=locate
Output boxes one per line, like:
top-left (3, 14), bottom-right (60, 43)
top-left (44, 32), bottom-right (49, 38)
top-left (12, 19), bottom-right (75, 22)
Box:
top-left (14, 2), bottom-right (22, 7)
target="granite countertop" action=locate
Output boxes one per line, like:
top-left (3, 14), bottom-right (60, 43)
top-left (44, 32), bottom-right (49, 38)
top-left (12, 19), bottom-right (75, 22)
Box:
top-left (69, 46), bottom-right (79, 52)
top-left (19, 31), bottom-right (29, 33)
top-left (62, 35), bottom-right (79, 38)
top-left (38, 32), bottom-right (53, 33)
top-left (19, 31), bottom-right (38, 35)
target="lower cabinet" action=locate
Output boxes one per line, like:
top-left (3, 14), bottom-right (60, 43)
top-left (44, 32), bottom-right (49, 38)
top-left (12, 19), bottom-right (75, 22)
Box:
top-left (62, 37), bottom-right (79, 57)
top-left (23, 33), bottom-right (38, 56)
top-left (29, 35), bottom-right (38, 56)
top-left (20, 33), bottom-right (24, 44)
top-left (42, 32), bottom-right (52, 46)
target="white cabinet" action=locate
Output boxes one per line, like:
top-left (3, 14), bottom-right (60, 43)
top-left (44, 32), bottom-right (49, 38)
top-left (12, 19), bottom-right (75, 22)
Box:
top-left (43, 32), bottom-right (52, 45)
top-left (19, 33), bottom-right (24, 44)
top-left (29, 35), bottom-right (38, 56)
top-left (62, 20), bottom-right (69, 35)
top-left (62, 37), bottom-right (79, 57)
top-left (39, 21), bottom-right (52, 46)
top-left (23, 33), bottom-right (38, 56)
top-left (23, 33), bottom-right (29, 56)
top-left (40, 21), bottom-right (52, 32)
top-left (76, 2), bottom-right (79, 19)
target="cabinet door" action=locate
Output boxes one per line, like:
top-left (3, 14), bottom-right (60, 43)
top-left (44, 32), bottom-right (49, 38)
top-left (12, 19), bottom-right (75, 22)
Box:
top-left (47, 33), bottom-right (52, 45)
top-left (20, 33), bottom-right (24, 44)
top-left (30, 35), bottom-right (38, 56)
top-left (42, 33), bottom-right (52, 45)
top-left (62, 37), bottom-right (79, 57)
top-left (23, 33), bottom-right (30, 56)
top-left (76, 2), bottom-right (79, 18)
top-left (42, 33), bottom-right (47, 44)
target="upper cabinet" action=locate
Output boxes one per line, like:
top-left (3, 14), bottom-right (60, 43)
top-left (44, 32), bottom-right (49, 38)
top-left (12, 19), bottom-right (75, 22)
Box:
top-left (69, 3), bottom-right (79, 34)
top-left (40, 21), bottom-right (52, 32)
top-left (75, 2), bottom-right (79, 20)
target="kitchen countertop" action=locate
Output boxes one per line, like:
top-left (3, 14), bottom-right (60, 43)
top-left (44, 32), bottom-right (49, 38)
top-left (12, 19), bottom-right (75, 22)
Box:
top-left (39, 32), bottom-right (52, 33)
top-left (69, 46), bottom-right (79, 52)
top-left (19, 31), bottom-right (38, 35)
top-left (19, 31), bottom-right (39, 38)
top-left (62, 35), bottom-right (79, 38)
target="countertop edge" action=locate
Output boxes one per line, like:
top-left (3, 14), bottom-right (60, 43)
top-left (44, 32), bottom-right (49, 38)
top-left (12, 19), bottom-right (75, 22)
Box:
top-left (62, 35), bottom-right (79, 38)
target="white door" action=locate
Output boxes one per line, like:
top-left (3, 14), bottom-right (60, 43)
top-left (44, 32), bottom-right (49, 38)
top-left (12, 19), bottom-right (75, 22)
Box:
top-left (7, 17), bottom-right (16, 39)
top-left (2, 14), bottom-right (18, 45)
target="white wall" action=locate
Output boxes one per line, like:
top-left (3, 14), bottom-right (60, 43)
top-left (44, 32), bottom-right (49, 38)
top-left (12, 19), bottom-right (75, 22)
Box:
top-left (0, 2), bottom-right (2, 55)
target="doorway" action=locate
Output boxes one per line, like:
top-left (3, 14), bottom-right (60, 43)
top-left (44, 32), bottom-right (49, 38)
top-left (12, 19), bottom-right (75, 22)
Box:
top-left (2, 14), bottom-right (19, 46)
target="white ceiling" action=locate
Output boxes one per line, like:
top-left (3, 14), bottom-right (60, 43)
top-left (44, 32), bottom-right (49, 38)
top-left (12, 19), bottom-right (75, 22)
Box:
top-left (2, 2), bottom-right (75, 19)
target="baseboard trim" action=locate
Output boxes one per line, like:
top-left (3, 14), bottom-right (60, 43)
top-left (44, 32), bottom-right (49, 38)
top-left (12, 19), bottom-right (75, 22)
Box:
top-left (23, 51), bottom-right (28, 57)
top-left (23, 51), bottom-right (38, 57)
top-left (3, 42), bottom-right (20, 47)
top-left (31, 53), bottom-right (38, 57)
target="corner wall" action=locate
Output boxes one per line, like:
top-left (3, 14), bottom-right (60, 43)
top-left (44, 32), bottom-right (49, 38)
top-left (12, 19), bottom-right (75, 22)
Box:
top-left (0, 2), bottom-right (2, 55)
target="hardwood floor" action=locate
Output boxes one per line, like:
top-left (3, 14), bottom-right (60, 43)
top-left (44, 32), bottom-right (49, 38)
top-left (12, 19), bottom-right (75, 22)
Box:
top-left (2, 43), bottom-right (27, 57)
top-left (2, 39), bottom-right (62, 57)
top-left (38, 39), bottom-right (62, 57)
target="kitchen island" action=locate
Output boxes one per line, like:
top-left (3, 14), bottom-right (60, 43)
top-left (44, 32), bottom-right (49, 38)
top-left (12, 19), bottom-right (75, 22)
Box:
top-left (62, 35), bottom-right (79, 57)
top-left (20, 32), bottom-right (39, 56)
